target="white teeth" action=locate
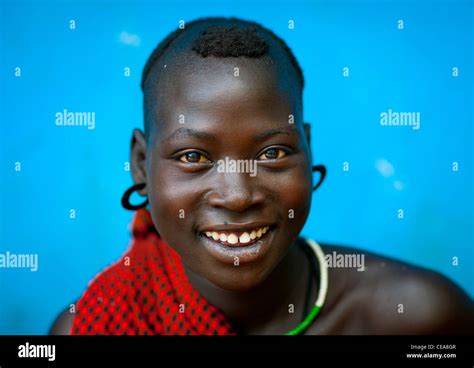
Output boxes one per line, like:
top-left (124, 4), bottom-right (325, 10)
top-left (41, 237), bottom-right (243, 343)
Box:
top-left (203, 226), bottom-right (271, 244)
top-left (227, 234), bottom-right (239, 244)
top-left (239, 232), bottom-right (251, 244)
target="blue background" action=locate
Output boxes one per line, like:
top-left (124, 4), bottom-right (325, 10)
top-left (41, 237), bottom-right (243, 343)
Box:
top-left (1, 0), bottom-right (472, 334)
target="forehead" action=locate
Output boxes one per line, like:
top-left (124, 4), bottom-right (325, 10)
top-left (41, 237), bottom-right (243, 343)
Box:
top-left (144, 51), bottom-right (302, 137)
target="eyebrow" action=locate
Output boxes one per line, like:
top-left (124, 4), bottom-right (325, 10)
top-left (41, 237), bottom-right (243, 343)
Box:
top-left (162, 125), bottom-right (299, 144)
top-left (162, 128), bottom-right (218, 143)
top-left (254, 126), bottom-right (299, 141)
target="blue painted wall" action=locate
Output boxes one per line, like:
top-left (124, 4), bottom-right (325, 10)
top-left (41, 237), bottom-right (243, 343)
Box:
top-left (1, 0), bottom-right (472, 334)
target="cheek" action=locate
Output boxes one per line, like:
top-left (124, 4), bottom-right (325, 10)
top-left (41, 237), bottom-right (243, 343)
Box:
top-left (146, 165), bottom-right (198, 244)
top-left (147, 173), bottom-right (209, 274)
top-left (270, 165), bottom-right (313, 221)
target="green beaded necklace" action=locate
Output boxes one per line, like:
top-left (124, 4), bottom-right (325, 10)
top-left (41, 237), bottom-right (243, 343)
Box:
top-left (285, 239), bottom-right (328, 335)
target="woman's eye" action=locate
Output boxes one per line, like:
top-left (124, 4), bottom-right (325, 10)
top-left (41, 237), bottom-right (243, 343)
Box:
top-left (179, 151), bottom-right (210, 163)
top-left (258, 148), bottom-right (287, 160)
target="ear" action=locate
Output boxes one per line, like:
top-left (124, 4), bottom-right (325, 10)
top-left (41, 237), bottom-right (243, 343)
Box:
top-left (130, 129), bottom-right (148, 196)
top-left (303, 122), bottom-right (311, 144)
top-left (303, 122), bottom-right (312, 161)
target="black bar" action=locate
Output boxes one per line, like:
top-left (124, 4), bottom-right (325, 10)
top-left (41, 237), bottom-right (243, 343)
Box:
top-left (0, 335), bottom-right (472, 366)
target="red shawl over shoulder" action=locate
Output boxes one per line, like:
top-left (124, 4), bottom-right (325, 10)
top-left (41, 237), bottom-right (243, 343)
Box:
top-left (71, 209), bottom-right (236, 335)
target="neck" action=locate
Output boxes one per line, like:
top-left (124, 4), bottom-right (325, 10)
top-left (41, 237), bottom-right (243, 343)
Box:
top-left (184, 240), bottom-right (311, 335)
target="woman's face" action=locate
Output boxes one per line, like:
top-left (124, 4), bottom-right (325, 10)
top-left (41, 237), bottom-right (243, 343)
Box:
top-left (138, 54), bottom-right (313, 291)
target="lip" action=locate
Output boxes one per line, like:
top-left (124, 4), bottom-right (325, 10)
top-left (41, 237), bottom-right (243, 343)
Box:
top-left (198, 226), bottom-right (276, 265)
top-left (199, 222), bottom-right (273, 233)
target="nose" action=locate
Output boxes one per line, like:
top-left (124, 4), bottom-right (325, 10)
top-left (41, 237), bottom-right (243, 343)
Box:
top-left (206, 172), bottom-right (265, 213)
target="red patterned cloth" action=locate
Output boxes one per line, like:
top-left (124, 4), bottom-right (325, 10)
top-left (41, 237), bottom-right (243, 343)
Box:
top-left (71, 209), bottom-right (236, 335)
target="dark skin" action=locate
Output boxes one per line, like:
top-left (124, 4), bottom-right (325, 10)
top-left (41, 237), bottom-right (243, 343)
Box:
top-left (51, 42), bottom-right (474, 335)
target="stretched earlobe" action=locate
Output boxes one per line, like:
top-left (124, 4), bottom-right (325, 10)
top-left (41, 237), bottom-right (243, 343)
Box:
top-left (312, 165), bottom-right (326, 192)
top-left (121, 183), bottom-right (149, 210)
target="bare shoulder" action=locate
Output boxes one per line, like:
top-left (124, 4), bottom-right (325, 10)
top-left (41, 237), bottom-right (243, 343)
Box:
top-left (49, 305), bottom-right (76, 335)
top-left (320, 244), bottom-right (474, 335)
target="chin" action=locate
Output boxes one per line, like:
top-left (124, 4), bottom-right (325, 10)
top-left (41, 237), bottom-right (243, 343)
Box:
top-left (205, 264), bottom-right (273, 292)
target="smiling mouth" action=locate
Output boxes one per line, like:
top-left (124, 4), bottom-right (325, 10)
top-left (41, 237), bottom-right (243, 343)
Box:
top-left (199, 226), bottom-right (272, 247)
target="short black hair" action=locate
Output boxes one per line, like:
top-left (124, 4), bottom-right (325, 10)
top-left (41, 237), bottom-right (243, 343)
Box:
top-left (141, 17), bottom-right (304, 91)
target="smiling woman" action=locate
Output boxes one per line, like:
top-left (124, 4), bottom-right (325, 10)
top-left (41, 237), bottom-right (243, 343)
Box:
top-left (49, 16), bottom-right (473, 336)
